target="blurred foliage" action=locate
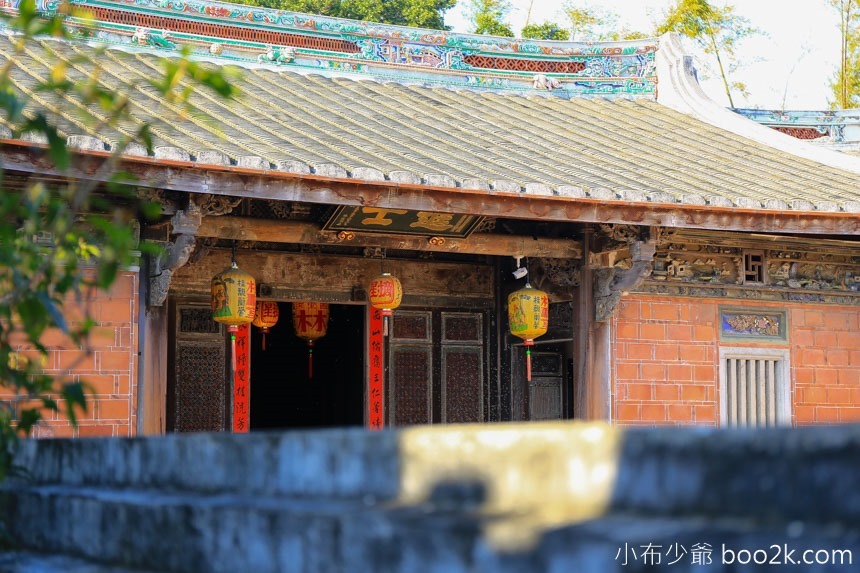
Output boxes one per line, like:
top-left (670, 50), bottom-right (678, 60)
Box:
top-left (657, 0), bottom-right (759, 108)
top-left (830, 0), bottom-right (860, 109)
top-left (234, 0), bottom-right (457, 30)
top-left (0, 0), bottom-right (235, 479)
top-left (563, 3), bottom-right (650, 42)
top-left (521, 21), bottom-right (569, 41)
top-left (466, 0), bottom-right (513, 37)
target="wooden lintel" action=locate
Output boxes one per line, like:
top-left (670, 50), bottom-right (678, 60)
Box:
top-left (197, 216), bottom-right (582, 259)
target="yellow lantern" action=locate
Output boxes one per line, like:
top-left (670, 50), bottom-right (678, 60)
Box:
top-left (211, 261), bottom-right (257, 332)
top-left (212, 260), bottom-right (256, 391)
top-left (508, 283), bottom-right (548, 381)
top-left (369, 272), bottom-right (402, 336)
top-left (292, 301), bottom-right (329, 379)
top-left (252, 301), bottom-right (280, 351)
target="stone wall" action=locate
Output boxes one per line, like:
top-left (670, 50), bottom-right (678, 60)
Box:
top-left (1, 423), bottom-right (859, 572)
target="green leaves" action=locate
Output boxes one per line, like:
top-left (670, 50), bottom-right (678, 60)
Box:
top-left (466, 0), bottom-right (513, 37)
top-left (0, 0), bottom-right (234, 476)
top-left (236, 0), bottom-right (456, 30)
top-left (830, 0), bottom-right (860, 108)
top-left (521, 21), bottom-right (570, 41)
top-left (657, 0), bottom-right (759, 107)
top-left (148, 48), bottom-right (238, 108)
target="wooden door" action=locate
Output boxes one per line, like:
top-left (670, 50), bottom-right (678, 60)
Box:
top-left (509, 302), bottom-right (574, 421)
top-left (388, 309), bottom-right (486, 426)
top-left (167, 303), bottom-right (229, 432)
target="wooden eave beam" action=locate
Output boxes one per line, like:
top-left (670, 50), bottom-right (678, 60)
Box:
top-left (2, 142), bottom-right (857, 236)
top-left (198, 216), bottom-right (582, 259)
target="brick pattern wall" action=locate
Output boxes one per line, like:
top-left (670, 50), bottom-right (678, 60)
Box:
top-left (5, 272), bottom-right (139, 438)
top-left (613, 294), bottom-right (860, 427)
top-left (792, 307), bottom-right (860, 424)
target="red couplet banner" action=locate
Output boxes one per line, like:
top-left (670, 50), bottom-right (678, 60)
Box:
top-left (233, 323), bottom-right (251, 433)
top-left (367, 308), bottom-right (384, 430)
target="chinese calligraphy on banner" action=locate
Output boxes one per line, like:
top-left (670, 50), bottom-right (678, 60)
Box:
top-left (367, 307), bottom-right (384, 430)
top-left (233, 323), bottom-right (250, 433)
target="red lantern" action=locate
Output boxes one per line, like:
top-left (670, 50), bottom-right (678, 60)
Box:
top-left (212, 260), bottom-right (257, 402)
top-left (292, 302), bottom-right (329, 379)
top-left (252, 301), bottom-right (279, 350)
top-left (369, 273), bottom-right (402, 336)
top-left (508, 283), bottom-right (548, 382)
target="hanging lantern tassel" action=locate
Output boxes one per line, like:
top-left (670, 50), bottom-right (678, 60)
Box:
top-left (228, 325), bottom-right (238, 382)
top-left (212, 260), bottom-right (257, 400)
top-left (507, 283), bottom-right (549, 382)
top-left (525, 340), bottom-right (533, 381)
top-left (369, 273), bottom-right (403, 337)
top-left (293, 302), bottom-right (329, 381)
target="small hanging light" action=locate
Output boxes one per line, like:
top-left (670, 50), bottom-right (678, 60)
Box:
top-left (212, 255), bottom-right (257, 392)
top-left (369, 272), bottom-right (402, 336)
top-left (252, 301), bottom-right (280, 351)
top-left (292, 301), bottom-right (329, 380)
top-left (508, 282), bottom-right (548, 382)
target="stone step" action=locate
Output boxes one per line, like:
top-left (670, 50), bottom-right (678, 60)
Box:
top-left (12, 429), bottom-right (400, 500)
top-left (0, 552), bottom-right (161, 573)
top-left (4, 486), bottom-right (858, 573)
top-left (4, 423), bottom-right (860, 572)
top-left (15, 423), bottom-right (860, 525)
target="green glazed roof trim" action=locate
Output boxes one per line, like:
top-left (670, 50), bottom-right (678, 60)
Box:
top-left (25, 0), bottom-right (658, 96)
top-left (2, 35), bottom-right (858, 213)
top-left (60, 0), bottom-right (648, 56)
top-left (734, 108), bottom-right (860, 144)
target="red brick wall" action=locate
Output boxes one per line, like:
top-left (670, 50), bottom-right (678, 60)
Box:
top-left (612, 294), bottom-right (860, 427)
top-left (792, 306), bottom-right (860, 424)
top-left (5, 272), bottom-right (139, 438)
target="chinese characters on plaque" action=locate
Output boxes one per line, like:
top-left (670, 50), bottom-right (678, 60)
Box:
top-left (323, 206), bottom-right (483, 238)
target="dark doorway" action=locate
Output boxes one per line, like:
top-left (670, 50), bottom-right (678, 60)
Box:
top-left (250, 303), bottom-right (364, 430)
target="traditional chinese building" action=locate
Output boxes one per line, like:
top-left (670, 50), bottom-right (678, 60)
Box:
top-left (2, 0), bottom-right (858, 437)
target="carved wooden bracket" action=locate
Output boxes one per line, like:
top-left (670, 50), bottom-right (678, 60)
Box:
top-left (148, 233), bottom-right (197, 306)
top-left (147, 193), bottom-right (241, 306)
top-left (530, 257), bottom-right (581, 301)
top-left (593, 228), bottom-right (657, 322)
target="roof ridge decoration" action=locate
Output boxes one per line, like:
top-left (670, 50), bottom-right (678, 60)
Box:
top-left (656, 33), bottom-right (860, 176)
top-left (28, 0), bottom-right (658, 96)
top-left (733, 108), bottom-right (860, 144)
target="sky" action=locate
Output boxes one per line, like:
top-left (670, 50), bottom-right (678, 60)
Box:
top-left (444, 0), bottom-right (840, 110)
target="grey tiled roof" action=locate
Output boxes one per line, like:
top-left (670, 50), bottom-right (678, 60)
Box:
top-left (3, 36), bottom-right (860, 213)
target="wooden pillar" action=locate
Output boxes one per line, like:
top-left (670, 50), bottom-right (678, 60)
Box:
top-left (574, 228), bottom-right (594, 420)
top-left (139, 256), bottom-right (168, 435)
top-left (588, 320), bottom-right (612, 421)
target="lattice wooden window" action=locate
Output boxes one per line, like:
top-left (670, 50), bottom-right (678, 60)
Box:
top-left (389, 311), bottom-right (432, 426)
top-left (463, 55), bottom-right (586, 73)
top-left (172, 304), bottom-right (227, 433)
top-left (90, 7), bottom-right (359, 53)
top-left (743, 251), bottom-right (766, 284)
top-left (442, 347), bottom-right (482, 423)
top-left (179, 307), bottom-right (222, 336)
top-left (390, 345), bottom-right (432, 426)
top-left (176, 341), bottom-right (226, 432)
top-left (719, 348), bottom-right (790, 427)
top-left (441, 313), bottom-right (483, 423)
